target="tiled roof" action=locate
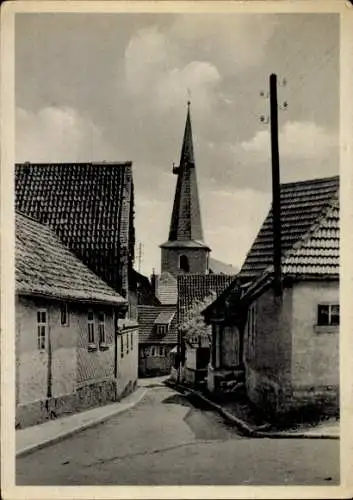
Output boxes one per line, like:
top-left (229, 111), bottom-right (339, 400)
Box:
top-left (178, 274), bottom-right (235, 323)
top-left (15, 162), bottom-right (135, 297)
top-left (155, 272), bottom-right (178, 305)
top-left (281, 199), bottom-right (339, 276)
top-left (239, 175), bottom-right (339, 281)
top-left (16, 213), bottom-right (126, 306)
top-left (137, 305), bottom-right (178, 344)
top-left (209, 257), bottom-right (238, 275)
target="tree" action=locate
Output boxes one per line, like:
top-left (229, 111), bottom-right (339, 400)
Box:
top-left (179, 292), bottom-right (217, 346)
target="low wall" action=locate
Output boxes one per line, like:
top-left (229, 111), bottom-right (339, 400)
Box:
top-left (245, 364), bottom-right (339, 418)
top-left (16, 377), bottom-right (137, 429)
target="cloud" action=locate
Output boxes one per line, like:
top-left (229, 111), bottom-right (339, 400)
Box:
top-left (240, 121), bottom-right (338, 162)
top-left (124, 25), bottom-right (221, 115)
top-left (170, 14), bottom-right (278, 74)
top-left (199, 120), bottom-right (339, 193)
top-left (202, 187), bottom-right (271, 268)
top-left (16, 106), bottom-right (115, 163)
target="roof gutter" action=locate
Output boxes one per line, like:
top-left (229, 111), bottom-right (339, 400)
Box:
top-left (16, 290), bottom-right (128, 307)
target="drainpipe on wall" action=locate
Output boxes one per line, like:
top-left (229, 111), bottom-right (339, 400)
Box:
top-left (269, 73), bottom-right (283, 298)
top-left (46, 325), bottom-right (53, 414)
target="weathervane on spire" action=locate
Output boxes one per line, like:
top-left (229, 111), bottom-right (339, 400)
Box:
top-left (187, 87), bottom-right (191, 107)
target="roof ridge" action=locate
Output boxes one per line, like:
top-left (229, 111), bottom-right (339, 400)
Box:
top-left (16, 213), bottom-right (126, 304)
top-left (16, 161), bottom-right (132, 167)
top-left (281, 174), bottom-right (339, 188)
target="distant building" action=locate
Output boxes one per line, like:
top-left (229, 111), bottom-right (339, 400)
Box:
top-left (137, 305), bottom-right (177, 377)
top-left (203, 176), bottom-right (339, 416)
top-left (15, 161), bottom-right (140, 318)
top-left (16, 213), bottom-right (138, 428)
top-left (178, 274), bottom-right (235, 385)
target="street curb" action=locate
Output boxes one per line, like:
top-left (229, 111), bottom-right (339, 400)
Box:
top-left (16, 388), bottom-right (149, 457)
top-left (165, 380), bottom-right (339, 440)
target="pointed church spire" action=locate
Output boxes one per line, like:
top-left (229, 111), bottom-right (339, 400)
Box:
top-left (168, 101), bottom-right (205, 243)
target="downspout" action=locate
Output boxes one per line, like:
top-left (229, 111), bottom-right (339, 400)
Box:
top-left (114, 307), bottom-right (118, 400)
top-left (46, 325), bottom-right (53, 415)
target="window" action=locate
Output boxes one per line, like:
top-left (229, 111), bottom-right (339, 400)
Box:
top-left (156, 324), bottom-right (168, 336)
top-left (88, 310), bottom-right (95, 344)
top-left (130, 331), bottom-right (133, 350)
top-left (159, 346), bottom-right (165, 356)
top-left (37, 310), bottom-right (47, 350)
top-left (247, 303), bottom-right (256, 359)
top-left (179, 254), bottom-right (190, 272)
top-left (317, 304), bottom-right (339, 326)
top-left (151, 346), bottom-right (156, 356)
top-left (98, 312), bottom-right (106, 344)
top-left (120, 335), bottom-right (124, 358)
top-left (126, 332), bottom-right (129, 354)
top-left (60, 302), bottom-right (69, 326)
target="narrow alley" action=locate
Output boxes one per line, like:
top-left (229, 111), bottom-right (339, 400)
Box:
top-left (16, 382), bottom-right (339, 486)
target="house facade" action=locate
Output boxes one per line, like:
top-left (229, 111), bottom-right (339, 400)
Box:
top-left (178, 274), bottom-right (236, 386)
top-left (16, 213), bottom-right (138, 428)
top-left (203, 176), bottom-right (339, 416)
top-left (137, 306), bottom-right (177, 377)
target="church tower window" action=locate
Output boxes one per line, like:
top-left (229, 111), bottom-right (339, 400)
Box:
top-left (179, 255), bottom-right (190, 273)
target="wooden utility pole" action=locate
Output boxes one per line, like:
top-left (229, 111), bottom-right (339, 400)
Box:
top-left (269, 73), bottom-right (282, 297)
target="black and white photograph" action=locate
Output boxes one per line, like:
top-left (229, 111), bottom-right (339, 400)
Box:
top-left (1, 0), bottom-right (353, 498)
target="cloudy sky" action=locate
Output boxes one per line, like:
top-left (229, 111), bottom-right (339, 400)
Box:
top-left (15, 13), bottom-right (339, 276)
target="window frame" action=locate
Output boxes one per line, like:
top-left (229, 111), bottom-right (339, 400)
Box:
top-left (179, 254), bottom-right (190, 273)
top-left (120, 335), bottom-right (124, 358)
top-left (60, 302), bottom-right (69, 326)
top-left (316, 303), bottom-right (340, 329)
top-left (37, 309), bottom-right (47, 351)
top-left (87, 310), bottom-right (95, 346)
top-left (98, 311), bottom-right (106, 345)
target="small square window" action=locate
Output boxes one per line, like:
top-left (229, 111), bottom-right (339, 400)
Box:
top-left (317, 304), bottom-right (339, 327)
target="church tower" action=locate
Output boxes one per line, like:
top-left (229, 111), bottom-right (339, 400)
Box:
top-left (160, 102), bottom-right (211, 276)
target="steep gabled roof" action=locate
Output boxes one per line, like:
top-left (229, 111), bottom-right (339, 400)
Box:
top-left (137, 305), bottom-right (178, 344)
top-left (238, 175), bottom-right (339, 281)
top-left (161, 103), bottom-right (209, 250)
top-left (154, 272), bottom-right (178, 305)
top-left (178, 274), bottom-right (235, 324)
top-left (15, 162), bottom-right (135, 296)
top-left (16, 213), bottom-right (126, 306)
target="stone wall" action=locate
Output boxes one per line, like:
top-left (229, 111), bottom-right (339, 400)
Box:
top-left (161, 247), bottom-right (209, 276)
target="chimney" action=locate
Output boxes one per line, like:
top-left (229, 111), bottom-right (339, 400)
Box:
top-left (150, 268), bottom-right (158, 298)
top-left (269, 73), bottom-right (282, 297)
